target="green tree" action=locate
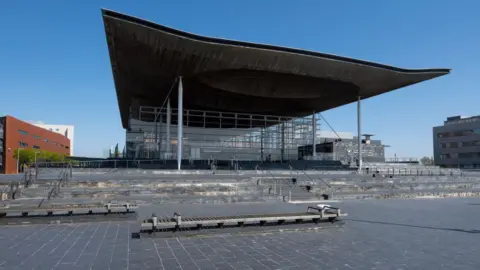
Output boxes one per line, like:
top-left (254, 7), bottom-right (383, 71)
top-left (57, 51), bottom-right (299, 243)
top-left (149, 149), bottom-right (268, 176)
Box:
top-left (12, 148), bottom-right (36, 165)
top-left (114, 143), bottom-right (120, 158)
top-left (420, 156), bottom-right (434, 166)
top-left (49, 152), bottom-right (61, 162)
top-left (38, 150), bottom-right (52, 162)
top-left (12, 148), bottom-right (67, 165)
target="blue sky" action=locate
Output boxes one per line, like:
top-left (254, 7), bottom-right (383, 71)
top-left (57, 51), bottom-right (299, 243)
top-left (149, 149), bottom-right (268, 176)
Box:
top-left (1, 1), bottom-right (479, 158)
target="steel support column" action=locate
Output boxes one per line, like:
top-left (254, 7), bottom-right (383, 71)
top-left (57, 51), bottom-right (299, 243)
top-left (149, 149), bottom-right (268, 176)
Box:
top-left (281, 123), bottom-right (285, 162)
top-left (177, 77), bottom-right (183, 171)
top-left (260, 128), bottom-right (264, 161)
top-left (312, 112), bottom-right (316, 157)
top-left (357, 96), bottom-right (362, 173)
top-left (166, 98), bottom-right (171, 157)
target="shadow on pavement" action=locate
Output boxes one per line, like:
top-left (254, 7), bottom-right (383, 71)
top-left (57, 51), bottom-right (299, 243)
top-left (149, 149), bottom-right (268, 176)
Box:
top-left (346, 218), bottom-right (480, 234)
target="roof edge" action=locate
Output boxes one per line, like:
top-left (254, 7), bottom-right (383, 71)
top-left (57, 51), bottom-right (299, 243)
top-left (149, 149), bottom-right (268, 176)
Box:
top-left (101, 9), bottom-right (450, 75)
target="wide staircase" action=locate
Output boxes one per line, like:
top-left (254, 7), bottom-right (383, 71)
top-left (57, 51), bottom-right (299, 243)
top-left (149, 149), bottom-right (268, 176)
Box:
top-left (255, 166), bottom-right (333, 202)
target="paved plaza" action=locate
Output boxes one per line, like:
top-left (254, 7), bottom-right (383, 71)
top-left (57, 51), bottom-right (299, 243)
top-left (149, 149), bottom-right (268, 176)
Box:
top-left (1, 198), bottom-right (480, 269)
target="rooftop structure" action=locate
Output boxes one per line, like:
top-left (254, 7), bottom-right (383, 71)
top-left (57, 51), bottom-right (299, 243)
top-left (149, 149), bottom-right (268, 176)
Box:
top-left (33, 123), bottom-right (75, 155)
top-left (102, 9), bottom-right (449, 171)
top-left (102, 9), bottom-right (449, 128)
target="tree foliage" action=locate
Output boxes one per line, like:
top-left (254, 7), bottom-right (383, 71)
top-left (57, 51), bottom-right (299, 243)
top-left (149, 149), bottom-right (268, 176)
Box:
top-left (114, 143), bottom-right (120, 158)
top-left (420, 156), bottom-right (434, 166)
top-left (12, 148), bottom-right (67, 165)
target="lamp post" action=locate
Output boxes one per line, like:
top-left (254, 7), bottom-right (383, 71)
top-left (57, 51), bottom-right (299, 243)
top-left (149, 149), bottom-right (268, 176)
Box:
top-left (35, 151), bottom-right (40, 164)
top-left (16, 148), bottom-right (24, 174)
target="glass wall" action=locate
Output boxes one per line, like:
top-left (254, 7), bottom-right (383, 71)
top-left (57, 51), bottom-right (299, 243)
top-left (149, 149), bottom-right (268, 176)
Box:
top-left (126, 106), bottom-right (319, 161)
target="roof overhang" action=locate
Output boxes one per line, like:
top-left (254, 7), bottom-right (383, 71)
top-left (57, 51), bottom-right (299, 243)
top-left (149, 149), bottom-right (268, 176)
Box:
top-left (101, 9), bottom-right (450, 129)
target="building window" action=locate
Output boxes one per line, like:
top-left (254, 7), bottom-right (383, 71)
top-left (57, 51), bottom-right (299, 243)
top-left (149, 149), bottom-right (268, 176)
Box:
top-left (44, 138), bottom-right (49, 142)
top-left (33, 145), bottom-right (40, 149)
top-left (459, 153), bottom-right (474, 159)
top-left (18, 129), bottom-right (28, 135)
top-left (440, 143), bottom-right (447, 148)
top-left (453, 131), bottom-right (463, 136)
top-left (18, 141), bottom-right (28, 147)
top-left (55, 128), bottom-right (60, 132)
top-left (453, 129), bottom-right (480, 137)
top-left (33, 135), bottom-right (40, 140)
top-left (437, 132), bottom-right (449, 138)
top-left (441, 129), bottom-right (480, 138)
top-left (447, 142), bottom-right (459, 148)
top-left (461, 140), bottom-right (480, 147)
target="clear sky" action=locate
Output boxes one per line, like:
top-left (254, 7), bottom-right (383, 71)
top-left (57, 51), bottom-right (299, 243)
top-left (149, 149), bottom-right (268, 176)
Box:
top-left (1, 1), bottom-right (479, 158)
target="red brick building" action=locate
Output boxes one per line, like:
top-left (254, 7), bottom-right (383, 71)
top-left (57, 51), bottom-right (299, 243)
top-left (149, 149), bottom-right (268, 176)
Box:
top-left (0, 116), bottom-right (70, 174)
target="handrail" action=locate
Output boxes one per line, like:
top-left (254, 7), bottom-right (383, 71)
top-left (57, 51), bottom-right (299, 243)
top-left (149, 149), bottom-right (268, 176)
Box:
top-left (288, 165), bottom-right (308, 186)
top-left (351, 154), bottom-right (372, 170)
top-left (256, 165), bottom-right (294, 195)
top-left (289, 164), bottom-right (331, 188)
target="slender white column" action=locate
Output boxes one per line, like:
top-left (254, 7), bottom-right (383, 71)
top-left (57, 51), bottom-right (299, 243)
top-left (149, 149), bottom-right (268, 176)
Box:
top-left (312, 112), bottom-right (316, 157)
top-left (166, 98), bottom-right (171, 156)
top-left (177, 77), bottom-right (183, 171)
top-left (281, 123), bottom-right (285, 162)
top-left (357, 96), bottom-right (362, 173)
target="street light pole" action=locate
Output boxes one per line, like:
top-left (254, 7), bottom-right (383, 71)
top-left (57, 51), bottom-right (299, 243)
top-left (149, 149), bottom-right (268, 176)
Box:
top-left (16, 148), bottom-right (24, 174)
top-left (35, 151), bottom-right (40, 164)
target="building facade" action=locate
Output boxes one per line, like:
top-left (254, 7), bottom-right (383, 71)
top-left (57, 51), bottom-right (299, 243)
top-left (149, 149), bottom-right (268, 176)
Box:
top-left (125, 107), bottom-right (319, 162)
top-left (33, 124), bottom-right (75, 155)
top-left (433, 115), bottom-right (480, 168)
top-left (103, 10), bottom-right (448, 170)
top-left (0, 116), bottom-right (70, 174)
top-left (300, 134), bottom-right (386, 164)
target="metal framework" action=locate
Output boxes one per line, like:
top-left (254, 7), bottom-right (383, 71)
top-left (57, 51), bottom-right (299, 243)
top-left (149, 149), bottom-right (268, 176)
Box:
top-left (123, 77), bottom-right (368, 172)
top-left (127, 107), bottom-right (320, 164)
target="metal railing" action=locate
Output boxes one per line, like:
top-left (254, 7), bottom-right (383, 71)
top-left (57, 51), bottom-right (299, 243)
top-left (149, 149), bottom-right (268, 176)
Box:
top-left (255, 165), bottom-right (293, 197)
top-left (361, 166), bottom-right (465, 177)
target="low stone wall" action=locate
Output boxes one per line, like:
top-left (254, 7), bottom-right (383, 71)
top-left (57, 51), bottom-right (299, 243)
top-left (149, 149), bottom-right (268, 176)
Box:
top-left (335, 191), bottom-right (480, 200)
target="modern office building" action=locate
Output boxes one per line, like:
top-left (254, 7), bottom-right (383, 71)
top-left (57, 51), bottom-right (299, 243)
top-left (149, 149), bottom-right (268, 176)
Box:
top-left (33, 123), bottom-right (75, 155)
top-left (302, 134), bottom-right (386, 164)
top-left (433, 115), bottom-right (480, 168)
top-left (0, 116), bottom-right (71, 174)
top-left (102, 9), bottom-right (449, 170)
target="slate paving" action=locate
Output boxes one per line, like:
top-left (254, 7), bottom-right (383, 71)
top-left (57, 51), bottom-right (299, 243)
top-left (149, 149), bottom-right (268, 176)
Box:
top-left (1, 198), bottom-right (480, 269)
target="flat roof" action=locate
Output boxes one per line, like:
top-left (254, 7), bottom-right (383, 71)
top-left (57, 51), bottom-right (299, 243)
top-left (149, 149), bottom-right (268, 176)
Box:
top-left (102, 9), bottom-right (450, 129)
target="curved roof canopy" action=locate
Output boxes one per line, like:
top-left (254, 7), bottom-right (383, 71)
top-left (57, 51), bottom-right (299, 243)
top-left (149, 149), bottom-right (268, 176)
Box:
top-left (102, 9), bottom-right (450, 128)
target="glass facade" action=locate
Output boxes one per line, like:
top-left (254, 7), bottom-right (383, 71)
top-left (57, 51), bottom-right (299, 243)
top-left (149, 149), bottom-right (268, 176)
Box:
top-left (126, 106), bottom-right (319, 161)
